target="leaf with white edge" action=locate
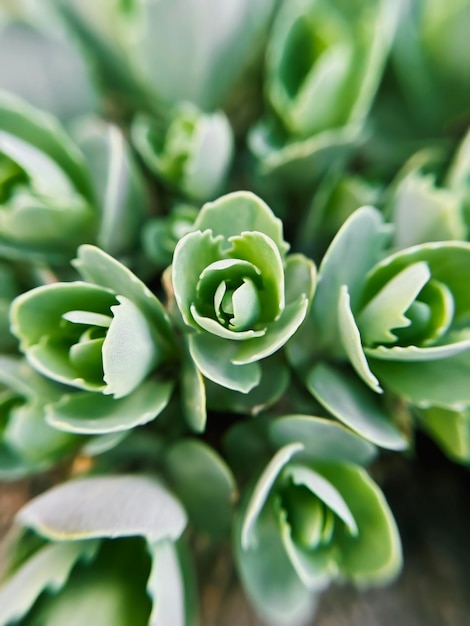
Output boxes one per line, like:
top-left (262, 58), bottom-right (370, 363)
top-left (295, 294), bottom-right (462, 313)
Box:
top-left (235, 494), bottom-right (318, 626)
top-left (102, 296), bottom-right (160, 398)
top-left (0, 91), bottom-right (93, 200)
top-left (369, 351), bottom-right (470, 410)
top-left (46, 379), bottom-right (174, 434)
top-left (357, 262), bottom-right (431, 345)
top-left (307, 364), bottom-right (408, 450)
top-left (73, 245), bottom-right (175, 349)
top-left (0, 132), bottom-right (75, 197)
top-left (10, 281), bottom-right (116, 349)
top-left (76, 120), bottom-right (147, 257)
top-left (147, 540), bottom-right (186, 626)
top-left (338, 285), bottom-right (382, 393)
top-left (392, 173), bottom-right (466, 249)
top-left (229, 231), bottom-right (285, 320)
top-left (23, 538), bottom-right (152, 626)
top-left (269, 416), bottom-right (377, 467)
top-left (205, 352), bottom-right (290, 416)
top-left (318, 465), bottom-right (402, 587)
top-left (241, 443), bottom-right (303, 550)
top-left (172, 230), bottom-right (223, 328)
top-left (284, 464), bottom-right (358, 535)
top-left (312, 206), bottom-right (387, 352)
top-left (181, 345), bottom-right (206, 432)
top-left (188, 332), bottom-right (261, 393)
top-left (284, 253), bottom-right (317, 307)
top-left (232, 295), bottom-right (309, 365)
top-left (0, 540), bottom-right (100, 626)
top-left (195, 191), bottom-right (289, 257)
top-left (17, 475), bottom-right (187, 542)
top-left (278, 513), bottom-right (335, 591)
top-left (365, 332), bottom-right (470, 361)
top-left (362, 242), bottom-right (470, 320)
top-left (417, 407), bottom-right (470, 464)
top-left (165, 439), bottom-right (236, 538)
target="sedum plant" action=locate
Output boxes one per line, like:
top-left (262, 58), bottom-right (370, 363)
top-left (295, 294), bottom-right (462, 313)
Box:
top-left (0, 0), bottom-right (469, 625)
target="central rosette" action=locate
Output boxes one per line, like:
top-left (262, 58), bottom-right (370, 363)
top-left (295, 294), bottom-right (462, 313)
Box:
top-left (170, 191), bottom-right (315, 392)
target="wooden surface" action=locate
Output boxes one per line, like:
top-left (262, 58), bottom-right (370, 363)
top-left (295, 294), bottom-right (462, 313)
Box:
top-left (1, 440), bottom-right (470, 626)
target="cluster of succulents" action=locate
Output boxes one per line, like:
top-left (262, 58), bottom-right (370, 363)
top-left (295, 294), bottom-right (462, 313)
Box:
top-left (0, 0), bottom-right (469, 624)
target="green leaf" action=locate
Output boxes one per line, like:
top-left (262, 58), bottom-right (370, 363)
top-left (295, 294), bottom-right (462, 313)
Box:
top-left (147, 540), bottom-right (187, 626)
top-left (0, 91), bottom-right (93, 200)
top-left (195, 191), bottom-right (289, 257)
top-left (369, 350), bottom-right (470, 410)
top-left (362, 241), bottom-right (470, 321)
top-left (102, 296), bottom-right (160, 398)
top-left (269, 415), bottom-right (376, 466)
top-left (172, 229), bottom-right (223, 328)
top-left (357, 262), bottom-right (431, 345)
top-left (312, 206), bottom-right (387, 353)
top-left (180, 345), bottom-right (206, 432)
top-left (318, 465), bottom-right (402, 586)
top-left (235, 496), bottom-right (317, 626)
top-left (338, 286), bottom-right (382, 393)
top-left (188, 333), bottom-right (261, 392)
top-left (364, 332), bottom-right (470, 361)
top-left (241, 443), bottom-right (304, 550)
top-left (391, 173), bottom-right (466, 249)
top-left (76, 119), bottom-right (147, 256)
top-left (0, 540), bottom-right (100, 625)
top-left (165, 439), bottom-right (236, 538)
top-left (46, 379), bottom-right (174, 434)
top-left (24, 538), bottom-right (152, 626)
top-left (284, 465), bottom-right (357, 535)
top-left (74, 245), bottom-right (175, 352)
top-left (307, 364), bottom-right (408, 450)
top-left (17, 474), bottom-right (187, 542)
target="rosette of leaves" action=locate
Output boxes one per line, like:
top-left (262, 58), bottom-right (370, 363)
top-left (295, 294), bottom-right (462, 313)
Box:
top-left (392, 0), bottom-right (470, 134)
top-left (387, 131), bottom-right (470, 250)
top-left (169, 191), bottom-right (316, 393)
top-left (132, 105), bottom-right (234, 202)
top-left (0, 92), bottom-right (96, 261)
top-left (289, 204), bottom-right (470, 452)
top-left (0, 356), bottom-right (78, 479)
top-left (10, 245), bottom-right (177, 435)
top-left (0, 475), bottom-right (193, 626)
top-left (249, 0), bottom-right (400, 184)
top-left (234, 416), bottom-right (402, 625)
top-left (51, 0), bottom-right (277, 112)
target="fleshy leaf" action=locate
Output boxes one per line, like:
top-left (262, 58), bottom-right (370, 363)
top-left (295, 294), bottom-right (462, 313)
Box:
top-left (181, 344), bottom-right (207, 432)
top-left (318, 465), bottom-right (402, 586)
top-left (102, 296), bottom-right (160, 398)
top-left (417, 406), bottom-right (470, 463)
top-left (165, 439), bottom-right (236, 537)
top-left (241, 443), bottom-right (304, 550)
top-left (188, 332), bottom-right (261, 392)
top-left (195, 191), bottom-right (289, 257)
top-left (307, 364), bottom-right (408, 450)
top-left (0, 540), bottom-right (100, 625)
top-left (269, 415), bottom-right (376, 466)
top-left (17, 474), bottom-right (187, 542)
top-left (357, 262), bottom-right (431, 345)
top-left (147, 540), bottom-right (187, 626)
top-left (46, 380), bottom-right (174, 434)
top-left (338, 285), bottom-right (382, 393)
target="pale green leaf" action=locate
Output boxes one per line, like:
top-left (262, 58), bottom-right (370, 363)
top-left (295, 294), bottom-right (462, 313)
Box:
top-left (269, 415), bottom-right (376, 466)
top-left (165, 439), bottom-right (236, 537)
top-left (417, 406), bottom-right (470, 463)
top-left (0, 540), bottom-right (100, 626)
top-left (17, 474), bottom-right (187, 542)
top-left (147, 540), bottom-right (186, 626)
top-left (188, 333), bottom-right (261, 392)
top-left (338, 285), bottom-right (382, 393)
top-left (307, 364), bottom-right (408, 450)
top-left (46, 380), bottom-right (174, 434)
top-left (181, 346), bottom-right (206, 432)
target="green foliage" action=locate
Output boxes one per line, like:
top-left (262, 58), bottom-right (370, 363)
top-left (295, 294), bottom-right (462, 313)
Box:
top-left (0, 0), bottom-right (469, 624)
